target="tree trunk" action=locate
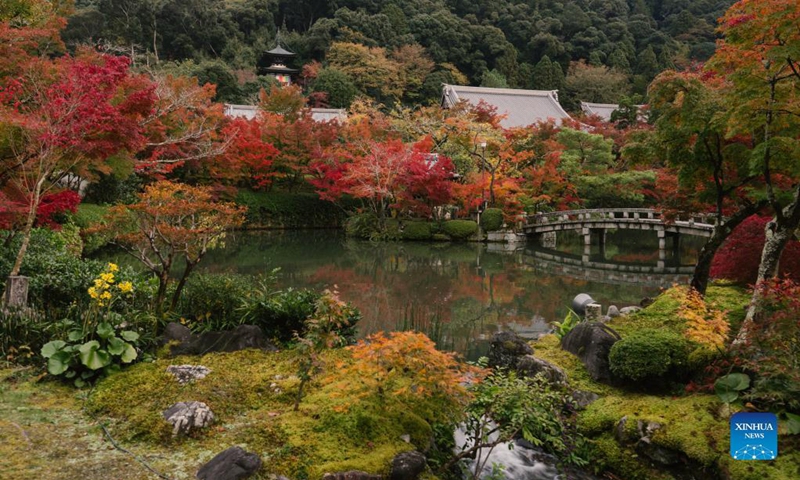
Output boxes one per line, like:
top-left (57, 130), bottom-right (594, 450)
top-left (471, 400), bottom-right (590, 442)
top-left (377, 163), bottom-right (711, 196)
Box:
top-left (735, 212), bottom-right (799, 344)
top-left (170, 259), bottom-right (197, 312)
top-left (691, 202), bottom-right (765, 295)
top-left (10, 181), bottom-right (43, 276)
top-left (154, 270), bottom-right (170, 316)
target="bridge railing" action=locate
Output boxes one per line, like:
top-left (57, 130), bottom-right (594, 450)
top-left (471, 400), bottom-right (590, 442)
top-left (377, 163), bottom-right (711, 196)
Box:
top-left (526, 208), bottom-right (718, 227)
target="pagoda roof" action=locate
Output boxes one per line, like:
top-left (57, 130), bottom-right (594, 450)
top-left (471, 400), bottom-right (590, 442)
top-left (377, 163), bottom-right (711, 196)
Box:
top-left (264, 64), bottom-right (299, 74)
top-left (441, 85), bottom-right (571, 128)
top-left (266, 45), bottom-right (295, 57)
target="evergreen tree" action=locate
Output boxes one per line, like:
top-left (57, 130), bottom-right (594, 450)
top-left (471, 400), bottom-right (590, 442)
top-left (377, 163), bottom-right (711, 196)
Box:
top-left (530, 55), bottom-right (565, 91)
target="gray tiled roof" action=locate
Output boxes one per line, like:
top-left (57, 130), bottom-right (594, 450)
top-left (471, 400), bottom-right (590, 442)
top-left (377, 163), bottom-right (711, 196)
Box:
top-left (580, 102), bottom-right (646, 122)
top-left (580, 102), bottom-right (620, 122)
top-left (441, 84), bottom-right (571, 128)
top-left (223, 104), bottom-right (347, 123)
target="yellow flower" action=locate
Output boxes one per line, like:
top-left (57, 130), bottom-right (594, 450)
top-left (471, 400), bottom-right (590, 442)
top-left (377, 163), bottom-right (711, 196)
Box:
top-left (117, 281), bottom-right (133, 294)
top-left (107, 263), bottom-right (119, 272)
top-left (88, 287), bottom-right (98, 299)
top-left (100, 291), bottom-right (112, 300)
top-left (94, 278), bottom-right (106, 288)
top-left (100, 272), bottom-right (115, 284)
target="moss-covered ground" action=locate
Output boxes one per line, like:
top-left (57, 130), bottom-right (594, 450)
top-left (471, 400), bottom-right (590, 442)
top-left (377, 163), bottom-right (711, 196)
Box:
top-left (531, 283), bottom-right (799, 480)
top-left (1, 347), bottom-right (441, 480)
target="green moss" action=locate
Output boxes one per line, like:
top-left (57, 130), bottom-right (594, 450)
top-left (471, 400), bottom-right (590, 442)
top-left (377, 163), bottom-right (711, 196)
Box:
top-left (531, 334), bottom-right (615, 396)
top-left (590, 433), bottom-right (671, 480)
top-left (607, 284), bottom-right (749, 339)
top-left (86, 347), bottom-right (435, 478)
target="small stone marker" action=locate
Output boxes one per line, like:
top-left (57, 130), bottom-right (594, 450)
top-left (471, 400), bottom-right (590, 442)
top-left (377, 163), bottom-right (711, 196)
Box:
top-left (163, 401), bottom-right (214, 437)
top-left (3, 276), bottom-right (29, 307)
top-left (584, 303), bottom-right (603, 321)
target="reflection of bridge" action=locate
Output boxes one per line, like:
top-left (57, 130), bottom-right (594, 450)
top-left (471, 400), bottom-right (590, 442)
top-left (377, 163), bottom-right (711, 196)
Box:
top-left (522, 248), bottom-right (692, 287)
top-left (523, 208), bottom-right (715, 268)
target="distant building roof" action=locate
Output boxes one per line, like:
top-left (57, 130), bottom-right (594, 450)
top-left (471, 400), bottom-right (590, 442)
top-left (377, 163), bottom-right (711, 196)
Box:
top-left (265, 45), bottom-right (295, 57)
top-left (441, 84), bottom-right (571, 128)
top-left (223, 104), bottom-right (347, 123)
top-left (309, 108), bottom-right (347, 122)
top-left (580, 102), bottom-right (645, 122)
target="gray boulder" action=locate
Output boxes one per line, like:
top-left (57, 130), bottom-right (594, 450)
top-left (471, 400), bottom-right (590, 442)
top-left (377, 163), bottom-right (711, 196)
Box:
top-left (165, 323), bottom-right (278, 356)
top-left (516, 355), bottom-right (567, 386)
top-left (487, 331), bottom-right (533, 370)
top-left (390, 451), bottom-right (426, 480)
top-left (197, 446), bottom-right (262, 480)
top-left (163, 322), bottom-right (192, 345)
top-left (163, 401), bottom-right (214, 437)
top-left (607, 305), bottom-right (620, 318)
top-left (570, 390), bottom-right (600, 410)
top-left (560, 322), bottom-right (621, 383)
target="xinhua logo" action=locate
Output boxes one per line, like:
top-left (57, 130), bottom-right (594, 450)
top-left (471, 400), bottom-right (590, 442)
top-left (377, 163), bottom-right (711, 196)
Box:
top-left (730, 412), bottom-right (778, 460)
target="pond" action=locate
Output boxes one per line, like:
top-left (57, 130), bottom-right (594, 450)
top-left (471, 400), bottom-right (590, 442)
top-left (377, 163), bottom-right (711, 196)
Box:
top-left (193, 228), bottom-right (704, 359)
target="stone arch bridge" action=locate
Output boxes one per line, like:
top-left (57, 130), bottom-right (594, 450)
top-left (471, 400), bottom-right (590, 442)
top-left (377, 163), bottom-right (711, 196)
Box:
top-left (523, 208), bottom-right (715, 268)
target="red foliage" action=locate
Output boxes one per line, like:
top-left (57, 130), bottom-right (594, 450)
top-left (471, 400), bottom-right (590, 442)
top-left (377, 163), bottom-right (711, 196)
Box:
top-left (710, 215), bottom-right (800, 283)
top-left (36, 190), bottom-right (81, 227)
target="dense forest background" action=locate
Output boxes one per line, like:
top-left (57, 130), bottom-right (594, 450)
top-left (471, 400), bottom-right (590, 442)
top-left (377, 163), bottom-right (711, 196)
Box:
top-left (63, 0), bottom-right (735, 108)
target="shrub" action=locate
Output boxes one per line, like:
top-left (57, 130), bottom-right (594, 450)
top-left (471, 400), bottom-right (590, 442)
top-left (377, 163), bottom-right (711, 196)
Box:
top-left (236, 190), bottom-right (355, 229)
top-left (480, 208), bottom-right (504, 231)
top-left (732, 278), bottom-right (800, 412)
top-left (70, 203), bottom-right (113, 254)
top-left (401, 221), bottom-right (432, 240)
top-left (177, 273), bottom-right (253, 331)
top-left (0, 228), bottom-right (106, 317)
top-left (239, 286), bottom-right (321, 343)
top-left (442, 220), bottom-right (478, 240)
top-left (345, 213), bottom-right (379, 239)
top-left (0, 308), bottom-right (52, 364)
top-left (609, 329), bottom-right (692, 384)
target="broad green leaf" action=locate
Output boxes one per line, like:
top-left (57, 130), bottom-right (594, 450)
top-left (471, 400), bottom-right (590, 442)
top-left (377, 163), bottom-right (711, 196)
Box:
top-left (96, 322), bottom-right (115, 340)
top-left (785, 413), bottom-right (800, 435)
top-left (107, 336), bottom-right (125, 355)
top-left (120, 331), bottom-right (139, 342)
top-left (79, 341), bottom-right (111, 370)
top-left (47, 350), bottom-right (72, 375)
top-left (41, 340), bottom-right (66, 358)
top-left (68, 330), bottom-right (84, 342)
top-left (719, 373), bottom-right (750, 391)
top-left (120, 343), bottom-right (138, 363)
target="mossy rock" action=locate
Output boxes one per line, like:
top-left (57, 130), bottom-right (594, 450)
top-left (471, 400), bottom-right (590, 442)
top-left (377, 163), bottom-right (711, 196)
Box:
top-left (608, 328), bottom-right (692, 386)
top-left (441, 220), bottom-right (477, 240)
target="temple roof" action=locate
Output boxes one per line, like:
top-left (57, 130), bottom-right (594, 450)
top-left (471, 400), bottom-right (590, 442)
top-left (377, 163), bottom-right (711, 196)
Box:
top-left (265, 45), bottom-right (295, 57)
top-left (580, 101), bottom-right (645, 122)
top-left (441, 84), bottom-right (571, 128)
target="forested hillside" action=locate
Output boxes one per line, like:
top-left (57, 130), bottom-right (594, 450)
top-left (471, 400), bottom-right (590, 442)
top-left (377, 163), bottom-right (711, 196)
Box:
top-left (64, 0), bottom-right (734, 107)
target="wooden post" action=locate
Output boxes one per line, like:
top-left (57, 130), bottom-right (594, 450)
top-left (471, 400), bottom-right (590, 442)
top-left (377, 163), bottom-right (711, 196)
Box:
top-left (4, 276), bottom-right (29, 308)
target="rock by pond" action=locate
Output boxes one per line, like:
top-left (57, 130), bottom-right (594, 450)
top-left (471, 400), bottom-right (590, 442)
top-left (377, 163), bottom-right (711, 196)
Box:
top-left (163, 322), bottom-right (278, 356)
top-left (197, 446), bottom-right (262, 480)
top-left (560, 322), bottom-right (621, 383)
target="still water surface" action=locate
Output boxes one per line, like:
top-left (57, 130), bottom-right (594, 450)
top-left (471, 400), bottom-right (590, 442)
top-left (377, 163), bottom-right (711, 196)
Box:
top-left (198, 229), bottom-right (704, 359)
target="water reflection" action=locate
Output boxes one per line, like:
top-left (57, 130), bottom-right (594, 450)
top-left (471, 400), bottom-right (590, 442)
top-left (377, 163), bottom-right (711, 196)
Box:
top-left (199, 230), bottom-right (701, 358)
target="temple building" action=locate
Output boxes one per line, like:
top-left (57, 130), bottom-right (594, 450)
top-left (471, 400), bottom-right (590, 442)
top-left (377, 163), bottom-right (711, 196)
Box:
top-left (260, 35), bottom-right (298, 86)
top-left (441, 84), bottom-right (571, 128)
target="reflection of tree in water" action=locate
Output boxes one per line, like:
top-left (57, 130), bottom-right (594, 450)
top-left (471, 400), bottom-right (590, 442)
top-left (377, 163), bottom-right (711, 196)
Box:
top-left (195, 231), bottom-right (665, 355)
